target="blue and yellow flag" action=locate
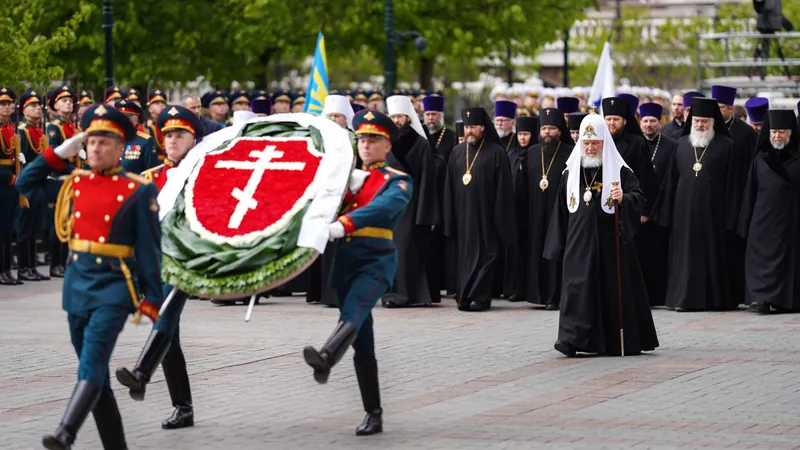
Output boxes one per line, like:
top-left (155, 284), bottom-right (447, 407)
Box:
top-left (304, 32), bottom-right (329, 115)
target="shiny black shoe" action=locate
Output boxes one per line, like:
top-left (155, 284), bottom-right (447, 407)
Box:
top-left (749, 302), bottom-right (771, 314)
top-left (508, 295), bottom-right (526, 303)
top-left (42, 381), bottom-right (100, 450)
top-left (116, 330), bottom-right (172, 401)
top-left (18, 268), bottom-right (40, 281)
top-left (545, 304), bottom-right (559, 311)
top-left (355, 359), bottom-right (383, 436)
top-left (303, 321), bottom-right (357, 384)
top-left (162, 404), bottom-right (194, 429)
top-left (554, 340), bottom-right (576, 357)
top-left (50, 265), bottom-right (65, 278)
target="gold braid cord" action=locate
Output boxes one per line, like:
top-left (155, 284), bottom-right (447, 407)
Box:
top-left (54, 176), bottom-right (74, 243)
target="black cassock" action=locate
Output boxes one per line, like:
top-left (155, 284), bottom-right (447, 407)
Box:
top-left (661, 119), bottom-right (684, 140)
top-left (657, 134), bottom-right (741, 310)
top-left (444, 138), bottom-right (517, 310)
top-left (427, 127), bottom-right (457, 294)
top-left (383, 128), bottom-right (439, 307)
top-left (613, 131), bottom-right (659, 215)
top-left (544, 167), bottom-right (658, 356)
top-left (516, 140), bottom-right (572, 307)
top-left (726, 117), bottom-right (758, 306)
top-left (635, 133), bottom-right (678, 306)
top-left (496, 132), bottom-right (520, 297)
top-left (738, 148), bottom-right (800, 311)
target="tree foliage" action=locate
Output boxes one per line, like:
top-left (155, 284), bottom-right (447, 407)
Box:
top-left (5, 0), bottom-right (594, 90)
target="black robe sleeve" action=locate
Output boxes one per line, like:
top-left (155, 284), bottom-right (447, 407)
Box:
top-left (722, 136), bottom-right (742, 231)
top-left (543, 170), bottom-right (570, 261)
top-left (619, 167), bottom-right (646, 243)
top-left (653, 141), bottom-right (679, 229)
top-left (443, 144), bottom-right (461, 239)
top-left (390, 133), bottom-right (440, 227)
top-left (737, 156), bottom-right (759, 238)
top-left (495, 148), bottom-right (519, 246)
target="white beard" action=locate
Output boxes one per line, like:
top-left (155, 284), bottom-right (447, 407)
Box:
top-left (497, 128), bottom-right (511, 138)
top-left (581, 155), bottom-right (602, 168)
top-left (689, 127), bottom-right (715, 148)
top-left (771, 137), bottom-right (787, 150)
top-left (466, 135), bottom-right (478, 144)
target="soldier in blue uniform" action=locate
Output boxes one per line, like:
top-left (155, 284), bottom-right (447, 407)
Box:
top-left (303, 109), bottom-right (412, 436)
top-left (76, 90), bottom-right (94, 125)
top-left (0, 87), bottom-right (22, 285)
top-left (116, 105), bottom-right (204, 430)
top-left (16, 88), bottom-right (50, 282)
top-left (116, 99), bottom-right (159, 174)
top-left (16, 104), bottom-right (163, 450)
top-left (146, 89), bottom-right (168, 161)
top-left (46, 85), bottom-right (78, 278)
top-left (103, 86), bottom-right (124, 106)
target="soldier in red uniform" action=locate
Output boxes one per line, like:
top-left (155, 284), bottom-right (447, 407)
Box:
top-left (0, 87), bottom-right (22, 285)
top-left (116, 105), bottom-right (204, 430)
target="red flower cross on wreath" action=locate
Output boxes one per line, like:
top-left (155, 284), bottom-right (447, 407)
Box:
top-left (186, 137), bottom-right (323, 246)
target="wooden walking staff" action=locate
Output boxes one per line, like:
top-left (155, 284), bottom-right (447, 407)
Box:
top-left (612, 180), bottom-right (625, 357)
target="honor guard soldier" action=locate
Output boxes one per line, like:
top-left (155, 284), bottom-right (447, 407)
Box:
top-left (76, 90), bottom-right (94, 125)
top-left (199, 91), bottom-right (225, 134)
top-left (104, 86), bottom-right (124, 106)
top-left (303, 109), bottom-right (412, 436)
top-left (272, 88), bottom-right (293, 113)
top-left (16, 88), bottom-right (50, 282)
top-left (116, 99), bottom-right (159, 174)
top-left (0, 87), bottom-right (22, 285)
top-left (15, 104), bottom-right (163, 450)
top-left (125, 88), bottom-right (142, 107)
top-left (367, 90), bottom-right (384, 112)
top-left (147, 89), bottom-right (168, 160)
top-left (204, 90), bottom-right (229, 127)
top-left (227, 90), bottom-right (251, 126)
top-left (116, 105), bottom-right (203, 430)
top-left (293, 90), bottom-right (306, 113)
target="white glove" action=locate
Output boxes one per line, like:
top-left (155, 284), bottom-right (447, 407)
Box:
top-left (348, 169), bottom-right (370, 194)
top-left (328, 222), bottom-right (346, 241)
top-left (78, 149), bottom-right (87, 160)
top-left (18, 152), bottom-right (26, 165)
top-left (54, 132), bottom-right (86, 159)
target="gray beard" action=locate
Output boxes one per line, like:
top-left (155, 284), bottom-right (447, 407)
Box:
top-left (426, 118), bottom-right (444, 135)
top-left (690, 128), bottom-right (715, 148)
top-left (466, 135), bottom-right (478, 144)
top-left (497, 128), bottom-right (511, 139)
top-left (771, 138), bottom-right (787, 150)
top-left (581, 155), bottom-right (602, 168)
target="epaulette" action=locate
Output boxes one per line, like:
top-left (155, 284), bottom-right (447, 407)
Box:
top-left (17, 122), bottom-right (26, 130)
top-left (385, 167), bottom-right (408, 176)
top-left (137, 130), bottom-right (151, 139)
top-left (124, 171), bottom-right (151, 185)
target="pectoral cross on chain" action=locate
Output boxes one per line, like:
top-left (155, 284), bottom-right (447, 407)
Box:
top-left (215, 145), bottom-right (306, 229)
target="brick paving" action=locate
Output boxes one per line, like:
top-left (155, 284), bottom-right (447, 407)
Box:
top-left (2, 278), bottom-right (800, 449)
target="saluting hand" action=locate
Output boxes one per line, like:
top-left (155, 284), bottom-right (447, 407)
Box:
top-left (611, 184), bottom-right (623, 203)
top-left (54, 132), bottom-right (86, 160)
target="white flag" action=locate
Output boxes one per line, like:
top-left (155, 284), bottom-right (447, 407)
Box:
top-left (588, 42), bottom-right (616, 111)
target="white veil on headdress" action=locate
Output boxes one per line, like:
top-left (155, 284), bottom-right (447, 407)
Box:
top-left (564, 113), bottom-right (629, 214)
top-left (321, 95), bottom-right (355, 130)
top-left (386, 95), bottom-right (426, 139)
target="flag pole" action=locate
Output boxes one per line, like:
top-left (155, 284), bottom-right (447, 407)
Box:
top-left (612, 180), bottom-right (625, 357)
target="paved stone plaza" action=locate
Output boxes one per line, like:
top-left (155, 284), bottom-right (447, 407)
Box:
top-left (2, 279), bottom-right (800, 449)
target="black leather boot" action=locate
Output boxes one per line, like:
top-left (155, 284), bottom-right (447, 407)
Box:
top-left (5, 242), bottom-right (22, 284)
top-left (303, 321), bottom-right (357, 384)
top-left (92, 390), bottom-right (128, 450)
top-left (355, 359), bottom-right (383, 436)
top-left (29, 238), bottom-right (49, 280)
top-left (116, 330), bottom-right (172, 401)
top-left (18, 239), bottom-right (39, 281)
top-left (161, 348), bottom-right (194, 429)
top-left (42, 380), bottom-right (101, 450)
top-left (49, 241), bottom-right (65, 278)
top-left (0, 243), bottom-right (17, 285)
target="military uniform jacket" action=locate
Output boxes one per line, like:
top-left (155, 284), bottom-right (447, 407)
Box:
top-left (331, 162), bottom-right (412, 285)
top-left (0, 122), bottom-right (21, 196)
top-left (18, 120), bottom-right (48, 165)
top-left (15, 146), bottom-right (163, 319)
top-left (146, 119), bottom-right (166, 161)
top-left (121, 130), bottom-right (160, 174)
top-left (141, 160), bottom-right (177, 192)
top-left (47, 117), bottom-right (81, 173)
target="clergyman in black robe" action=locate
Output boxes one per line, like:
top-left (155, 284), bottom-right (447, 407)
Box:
top-left (515, 109), bottom-right (572, 308)
top-left (635, 102), bottom-right (678, 306)
top-left (383, 96), bottom-right (439, 307)
top-left (493, 100), bottom-right (519, 298)
top-left (443, 107), bottom-right (518, 312)
top-left (656, 98), bottom-right (741, 311)
top-left (423, 96), bottom-right (457, 296)
top-left (544, 113), bottom-right (658, 357)
top-left (738, 110), bottom-right (800, 313)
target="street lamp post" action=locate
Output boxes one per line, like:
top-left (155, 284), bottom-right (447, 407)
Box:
top-left (385, 0), bottom-right (427, 93)
top-left (103, 0), bottom-right (114, 88)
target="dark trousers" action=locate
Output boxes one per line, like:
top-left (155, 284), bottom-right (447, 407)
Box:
top-left (335, 273), bottom-right (388, 362)
top-left (154, 285), bottom-right (192, 407)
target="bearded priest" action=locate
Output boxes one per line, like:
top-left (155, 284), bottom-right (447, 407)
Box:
top-left (657, 98), bottom-right (740, 311)
top-left (544, 113), bottom-right (658, 357)
top-left (443, 107), bottom-right (517, 311)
